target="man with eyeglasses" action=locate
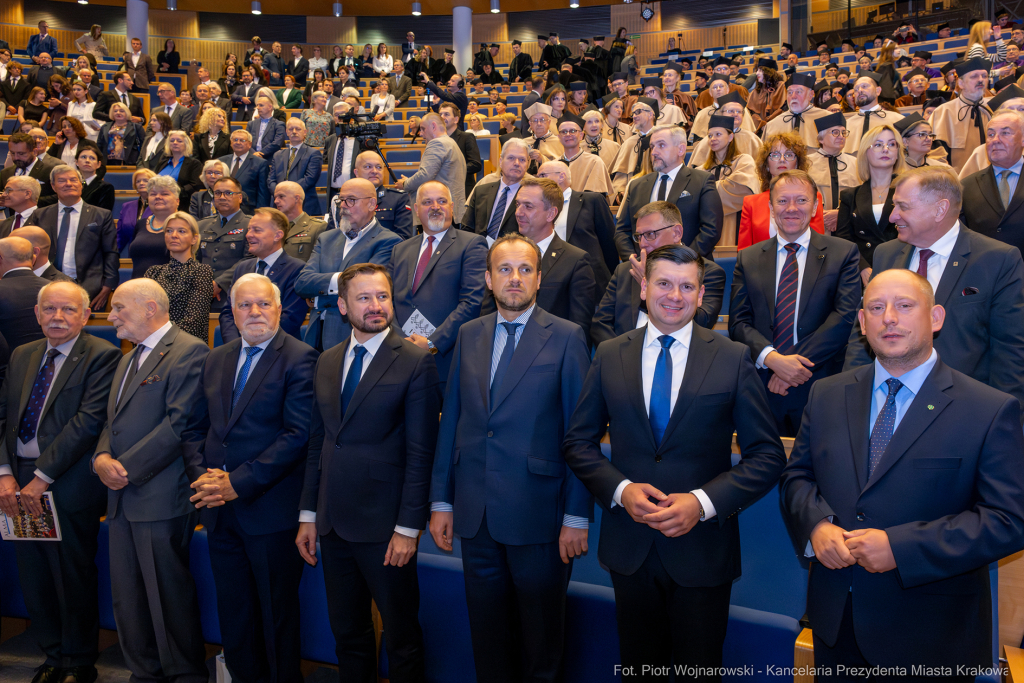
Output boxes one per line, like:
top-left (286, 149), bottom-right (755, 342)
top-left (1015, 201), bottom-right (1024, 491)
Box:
top-left (960, 110), bottom-right (1024, 253)
top-left (843, 73), bottom-right (904, 155)
top-left (609, 97), bottom-right (659, 199)
top-left (555, 113), bottom-right (614, 198)
top-left (895, 69), bottom-right (931, 108)
top-left (0, 133), bottom-right (59, 213)
top-left (198, 176), bottom-right (252, 311)
top-left (353, 151), bottom-right (414, 241)
top-left (931, 57), bottom-right (995, 173)
top-left (730, 170), bottom-right (861, 436)
top-left (763, 72), bottom-right (830, 150)
top-left (809, 112), bottom-right (860, 232)
top-left (592, 201), bottom-right (726, 347)
top-left (296, 178), bottom-right (401, 350)
top-left (1, 177), bottom-right (42, 236)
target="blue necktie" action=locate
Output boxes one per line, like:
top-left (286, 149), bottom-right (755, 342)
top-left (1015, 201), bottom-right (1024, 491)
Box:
top-left (487, 185), bottom-right (510, 240)
top-left (868, 378), bottom-right (903, 479)
top-left (489, 322), bottom-right (519, 409)
top-left (55, 207), bottom-right (73, 272)
top-left (18, 349), bottom-right (60, 444)
top-left (231, 346), bottom-right (262, 412)
top-left (649, 335), bottom-right (674, 448)
top-left (341, 345), bottom-right (367, 416)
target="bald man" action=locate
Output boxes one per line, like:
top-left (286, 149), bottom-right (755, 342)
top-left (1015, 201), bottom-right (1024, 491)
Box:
top-left (355, 151), bottom-right (414, 240)
top-left (10, 226), bottom-right (72, 282)
top-left (0, 235), bottom-right (47, 349)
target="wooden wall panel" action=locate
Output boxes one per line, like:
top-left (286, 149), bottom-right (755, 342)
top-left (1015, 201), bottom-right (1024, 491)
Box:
top-left (610, 2), bottom-right (661, 37)
top-left (630, 24), bottom-right (761, 64)
top-left (0, 0), bottom-right (25, 26)
top-left (1001, 552), bottom-right (1024, 651)
top-left (305, 17), bottom-right (358, 46)
top-left (149, 10), bottom-right (200, 40)
top-left (473, 13), bottom-right (509, 44)
top-left (809, 0), bottom-right (940, 32)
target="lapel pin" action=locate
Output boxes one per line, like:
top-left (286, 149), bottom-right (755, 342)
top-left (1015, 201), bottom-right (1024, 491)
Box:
top-left (817, 254), bottom-right (825, 260)
top-left (953, 261), bottom-right (958, 266)
top-left (928, 404), bottom-right (934, 410)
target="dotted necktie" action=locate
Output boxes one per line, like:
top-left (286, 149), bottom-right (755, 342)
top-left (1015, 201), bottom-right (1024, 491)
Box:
top-left (657, 174), bottom-right (670, 202)
top-left (489, 322), bottom-right (520, 409)
top-left (649, 335), bottom-right (674, 448)
top-left (916, 248), bottom-right (933, 279)
top-left (412, 235), bottom-right (435, 293)
top-left (487, 186), bottom-right (510, 240)
top-left (333, 139), bottom-right (347, 182)
top-left (17, 349), bottom-right (61, 444)
top-left (773, 243), bottom-right (801, 354)
top-left (868, 378), bottom-right (903, 479)
top-left (341, 345), bottom-right (367, 415)
top-left (231, 346), bottom-right (262, 412)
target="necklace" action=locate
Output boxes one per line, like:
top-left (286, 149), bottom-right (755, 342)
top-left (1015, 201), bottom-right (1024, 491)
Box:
top-left (147, 215), bottom-right (165, 233)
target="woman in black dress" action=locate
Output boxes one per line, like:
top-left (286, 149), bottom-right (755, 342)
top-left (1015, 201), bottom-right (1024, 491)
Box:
top-left (143, 211), bottom-right (215, 342)
top-left (76, 142), bottom-right (115, 212)
top-left (194, 108), bottom-right (231, 164)
top-left (157, 39), bottom-right (180, 74)
top-left (130, 175), bottom-right (179, 279)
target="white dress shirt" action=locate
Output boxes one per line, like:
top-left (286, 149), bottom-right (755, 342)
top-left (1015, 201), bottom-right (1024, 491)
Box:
top-left (611, 320), bottom-right (717, 521)
top-left (15, 157), bottom-right (37, 178)
top-left (10, 206), bottom-right (37, 227)
top-left (32, 261), bottom-right (52, 277)
top-left (416, 229), bottom-right (447, 261)
top-left (57, 199), bottom-right (86, 280)
top-left (908, 221), bottom-right (960, 293)
top-left (552, 187), bottom-right (572, 241)
top-left (60, 142), bottom-right (79, 167)
top-left (116, 320), bottom-right (173, 403)
top-left (142, 132), bottom-right (165, 162)
top-left (255, 247), bottom-right (284, 272)
top-left (648, 162), bottom-right (683, 204)
top-left (754, 228), bottom-right (812, 368)
top-left (131, 52), bottom-right (141, 67)
top-left (535, 231), bottom-right (555, 259)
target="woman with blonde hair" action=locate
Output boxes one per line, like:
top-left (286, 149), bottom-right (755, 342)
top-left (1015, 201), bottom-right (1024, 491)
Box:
top-left (835, 124), bottom-right (908, 281)
top-left (144, 211), bottom-right (215, 342)
top-left (466, 113), bottom-right (488, 136)
top-left (151, 130), bottom-right (203, 204)
top-left (966, 20), bottom-right (1007, 63)
top-left (581, 110), bottom-right (620, 169)
top-left (622, 44), bottom-right (639, 85)
top-left (703, 113), bottom-right (759, 245)
top-left (75, 25), bottom-right (109, 59)
top-left (194, 107), bottom-right (231, 163)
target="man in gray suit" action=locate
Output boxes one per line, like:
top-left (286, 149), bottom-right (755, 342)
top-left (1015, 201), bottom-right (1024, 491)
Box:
top-left (152, 82), bottom-right (194, 133)
top-left (93, 279), bottom-right (210, 683)
top-left (295, 178), bottom-right (401, 350)
top-left (387, 59), bottom-right (413, 107)
top-left (395, 113), bottom-right (467, 225)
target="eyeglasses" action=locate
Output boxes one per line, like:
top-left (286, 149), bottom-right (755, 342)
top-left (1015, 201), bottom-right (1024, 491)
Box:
top-left (336, 195), bottom-right (375, 207)
top-left (632, 225), bottom-right (676, 243)
top-left (559, 129), bottom-right (582, 136)
top-left (826, 129), bottom-right (850, 138)
top-left (871, 141), bottom-right (899, 150)
top-left (212, 190), bottom-right (239, 198)
top-left (768, 151), bottom-right (798, 161)
top-left (908, 131), bottom-right (936, 140)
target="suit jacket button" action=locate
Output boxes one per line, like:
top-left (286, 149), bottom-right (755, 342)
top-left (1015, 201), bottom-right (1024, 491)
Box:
top-left (112, 430), bottom-right (118, 436)
top-left (655, 455), bottom-right (662, 462)
top-left (866, 243), bottom-right (872, 248)
top-left (335, 444), bottom-right (341, 449)
top-left (487, 431), bottom-right (494, 437)
top-left (856, 513), bottom-right (865, 522)
top-left (223, 443), bottom-right (228, 448)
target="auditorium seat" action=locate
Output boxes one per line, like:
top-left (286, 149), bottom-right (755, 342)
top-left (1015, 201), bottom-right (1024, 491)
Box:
top-left (85, 324), bottom-right (120, 347)
top-left (213, 326), bottom-right (224, 348)
top-left (717, 256), bottom-right (736, 317)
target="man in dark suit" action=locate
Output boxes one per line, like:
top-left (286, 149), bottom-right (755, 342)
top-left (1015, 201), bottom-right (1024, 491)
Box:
top-left (537, 160), bottom-right (618, 292)
top-left (231, 70), bottom-right (260, 121)
top-left (0, 236), bottom-right (47, 350)
top-left (273, 182), bottom-right (329, 262)
top-left (592, 202), bottom-right (726, 346)
top-left (284, 45), bottom-right (309, 86)
top-left (296, 178), bottom-right (401, 351)
top-left (297, 263), bottom-right (441, 683)
top-left (389, 181), bottom-right (487, 390)
top-left (614, 125), bottom-right (724, 259)
top-left (439, 102), bottom-right (483, 198)
top-left (845, 166), bottom-right (1024, 415)
top-left (220, 130), bottom-right (270, 213)
top-left (1, 134), bottom-right (59, 208)
top-left (92, 72), bottom-right (144, 124)
top-left (10, 226), bottom-right (72, 283)
top-left (152, 83), bottom-right (194, 132)
top-left (730, 171), bottom-right (862, 436)
top-left (563, 244), bottom-right (787, 682)
top-left (1, 176), bottom-right (42, 237)
top-left (34, 165), bottom-right (118, 310)
top-left (462, 138), bottom-right (529, 242)
top-left (959, 110), bottom-right (1024, 252)
top-left (27, 52), bottom-right (65, 89)
top-left (192, 274), bottom-right (318, 683)
top-left (482, 178), bottom-right (597, 339)
top-left (247, 97), bottom-right (286, 160)
top-left (323, 103), bottom-right (362, 205)
top-left (2, 64), bottom-right (33, 113)
top-left (0, 281), bottom-right (120, 683)
top-left (780, 268), bottom-right (1024, 679)
top-left (198, 176), bottom-right (252, 309)
top-left (92, 279), bottom-right (210, 683)
top-left (268, 118), bottom-right (324, 218)
top-left (430, 232), bottom-right (592, 683)
top-left (122, 38), bottom-right (156, 94)
top-left (509, 41), bottom-right (535, 83)
top-left (219, 208), bottom-right (308, 342)
top-left (401, 32), bottom-right (418, 63)
top-left (74, 69), bottom-right (103, 102)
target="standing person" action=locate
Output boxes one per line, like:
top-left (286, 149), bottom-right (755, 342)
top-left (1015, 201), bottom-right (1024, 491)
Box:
top-left (190, 161), bottom-right (226, 224)
top-left (297, 263), bottom-right (441, 682)
top-left (509, 41), bottom-right (534, 83)
top-left (562, 244), bottom-right (786, 683)
top-left (246, 96), bottom-right (285, 160)
top-left (285, 45), bottom-right (309, 87)
top-left (0, 281), bottom-right (121, 683)
top-left (401, 32), bottom-right (417, 63)
top-left (193, 271), bottom-right (317, 683)
top-left (197, 176), bottom-right (251, 310)
top-left (232, 69), bottom-right (260, 122)
top-left (144, 212), bottom-right (215, 342)
top-left (92, 71), bottom-right (144, 124)
top-left (157, 39), bottom-right (180, 74)
top-left (93, 278), bottom-right (210, 683)
top-left (122, 38), bottom-right (156, 95)
top-left (0, 236), bottom-right (48, 350)
top-left (269, 118), bottom-right (324, 218)
top-left (438, 102), bottom-right (482, 198)
top-left (780, 268), bottom-right (1024, 681)
top-left (27, 22), bottom-right (58, 65)
top-left (395, 114), bottom-right (467, 225)
top-left (430, 231), bottom-right (592, 683)
top-left (150, 131), bottom-right (203, 205)
top-left (220, 129), bottom-right (270, 213)
top-left (194, 108), bottom-right (231, 164)
top-left (153, 83), bottom-right (194, 132)
top-left (265, 42), bottom-right (286, 87)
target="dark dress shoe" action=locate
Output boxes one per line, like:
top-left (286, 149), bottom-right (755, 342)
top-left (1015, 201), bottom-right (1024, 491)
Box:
top-left (59, 666), bottom-right (98, 683)
top-left (30, 666), bottom-right (61, 683)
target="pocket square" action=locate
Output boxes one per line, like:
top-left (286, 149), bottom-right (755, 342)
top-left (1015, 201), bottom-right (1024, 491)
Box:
top-left (141, 375), bottom-right (162, 386)
top-left (962, 287), bottom-right (980, 296)
top-left (679, 190), bottom-right (691, 199)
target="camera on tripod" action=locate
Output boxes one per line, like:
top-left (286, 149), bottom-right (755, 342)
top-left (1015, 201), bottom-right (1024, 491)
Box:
top-left (336, 112), bottom-right (386, 141)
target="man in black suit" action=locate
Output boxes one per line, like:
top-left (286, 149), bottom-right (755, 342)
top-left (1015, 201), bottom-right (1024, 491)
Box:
top-left (1, 176), bottom-right (42, 237)
top-left (92, 72), bottom-right (144, 124)
top-left (192, 274), bottom-right (318, 683)
top-left (285, 45), bottom-right (309, 86)
top-left (614, 125), bottom-right (723, 259)
top-left (563, 243), bottom-right (787, 682)
top-left (389, 181), bottom-right (487, 391)
top-left (439, 102), bottom-right (482, 198)
top-left (960, 110), bottom-right (1024, 252)
top-left (462, 138), bottom-right (529, 243)
top-left (1, 63), bottom-right (32, 115)
top-left (220, 130), bottom-right (270, 213)
top-left (481, 178), bottom-right (597, 339)
top-left (33, 165), bottom-right (118, 311)
top-left (231, 69), bottom-right (260, 121)
top-left (93, 279), bottom-right (210, 683)
top-left (845, 166), bottom-right (1024, 415)
top-left (430, 232), bottom-right (592, 683)
top-left (592, 201), bottom-right (726, 346)
top-left (218, 208), bottom-right (308, 342)
top-left (0, 281), bottom-right (121, 683)
top-left (1, 134), bottom-right (59, 209)
top-left (730, 170), bottom-right (862, 436)
top-left (297, 263), bottom-right (441, 683)
top-left (781, 268), bottom-right (1024, 680)
top-left (537, 160), bottom-right (618, 292)
top-left (10, 226), bottom-right (72, 282)
top-left (0, 236), bottom-right (47, 350)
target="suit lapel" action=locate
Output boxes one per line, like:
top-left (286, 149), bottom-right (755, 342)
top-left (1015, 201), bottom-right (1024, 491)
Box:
top-left (845, 365), bottom-right (874, 492)
top-left (341, 331), bottom-right (401, 429)
top-left (660, 326), bottom-right (718, 447)
top-left (630, 272), bottom-right (643, 326)
top-left (541, 234), bottom-right (567, 280)
top-left (981, 167), bottom-right (1007, 217)
top-left (218, 340), bottom-right (241, 429)
top-left (798, 233), bottom-right (827, 320)
top-left (226, 332), bottom-right (284, 432)
top-left (619, 328), bottom-right (655, 448)
top-left (40, 335), bottom-right (88, 418)
top-left (934, 228), bottom-right (970, 307)
top-left (419, 229), bottom-right (457, 285)
top-left (342, 221), bottom-right (381, 269)
top-left (855, 183), bottom-right (877, 230)
top-left (115, 326), bottom-right (176, 416)
top-left (760, 238), bottom-right (779, 320)
top-left (18, 345), bottom-right (45, 426)
top-left (630, 174), bottom-right (657, 222)
top-left (565, 192), bottom-right (582, 242)
top-left (1001, 169), bottom-right (1024, 225)
top-left (670, 167), bottom-right (696, 202)
top-left (477, 315), bottom-right (497, 408)
top-left (491, 312), bottom-right (553, 413)
top-left (879, 186), bottom-right (896, 227)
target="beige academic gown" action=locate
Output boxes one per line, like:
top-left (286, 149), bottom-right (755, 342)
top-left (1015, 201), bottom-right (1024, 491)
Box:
top-left (929, 96), bottom-right (993, 173)
top-left (706, 152), bottom-right (759, 246)
top-left (762, 105), bottom-right (831, 149)
top-left (843, 108), bottom-right (905, 155)
top-left (564, 150), bottom-right (615, 196)
top-left (688, 129), bottom-right (762, 168)
top-left (808, 151), bottom-right (861, 211)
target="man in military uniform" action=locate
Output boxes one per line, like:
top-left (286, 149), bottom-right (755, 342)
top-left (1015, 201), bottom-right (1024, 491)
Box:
top-left (273, 180), bottom-right (328, 262)
top-left (346, 150), bottom-right (413, 239)
top-left (198, 176), bottom-right (252, 310)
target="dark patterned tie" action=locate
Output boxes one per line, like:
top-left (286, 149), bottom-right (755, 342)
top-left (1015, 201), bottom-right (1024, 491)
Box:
top-left (773, 243), bottom-right (800, 354)
top-left (868, 378), bottom-right (903, 479)
top-left (487, 186), bottom-right (509, 240)
top-left (256, 260), bottom-right (267, 275)
top-left (17, 349), bottom-right (60, 444)
top-left (55, 207), bottom-right (73, 272)
top-left (341, 345), bottom-right (367, 415)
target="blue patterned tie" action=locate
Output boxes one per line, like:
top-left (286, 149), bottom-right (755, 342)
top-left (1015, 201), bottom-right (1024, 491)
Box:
top-left (18, 349), bottom-right (61, 444)
top-left (486, 186), bottom-right (510, 240)
top-left (341, 345), bottom-right (367, 415)
top-left (231, 347), bottom-right (262, 412)
top-left (868, 378), bottom-right (903, 479)
top-left (649, 335), bottom-right (674, 448)
top-left (489, 322), bottom-right (519, 409)
top-left (773, 243), bottom-right (800, 354)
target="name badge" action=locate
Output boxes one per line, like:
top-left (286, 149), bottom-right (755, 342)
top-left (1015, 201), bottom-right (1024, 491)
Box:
top-left (200, 241), bottom-right (207, 249)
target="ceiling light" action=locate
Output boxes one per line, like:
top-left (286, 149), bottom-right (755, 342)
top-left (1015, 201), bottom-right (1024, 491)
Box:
top-left (251, 1), bottom-right (261, 13)
top-left (570, 0), bottom-right (579, 6)
top-left (167, 0), bottom-right (177, 8)
top-left (333, 2), bottom-right (342, 15)
top-left (78, 0), bottom-right (88, 4)
top-left (491, 0), bottom-right (500, 12)
top-left (412, 2), bottom-right (422, 14)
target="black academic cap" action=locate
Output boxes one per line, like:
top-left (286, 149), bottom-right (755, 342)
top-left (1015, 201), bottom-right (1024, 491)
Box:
top-left (758, 57), bottom-right (779, 70)
top-left (716, 91), bottom-right (745, 107)
top-left (904, 67), bottom-right (928, 80)
top-left (937, 22), bottom-right (950, 31)
top-left (512, 40), bottom-right (522, 46)
top-left (815, 111), bottom-right (847, 132)
top-left (995, 74), bottom-right (1018, 91)
top-left (662, 62), bottom-right (683, 74)
top-left (856, 70), bottom-right (884, 84)
top-left (557, 112), bottom-right (586, 129)
top-left (923, 95), bottom-right (951, 112)
top-left (817, 40), bottom-right (830, 51)
top-left (580, 39), bottom-right (590, 45)
top-left (968, 18), bottom-right (982, 27)
top-left (939, 60), bottom-right (959, 75)
top-left (784, 66), bottom-right (797, 76)
top-left (989, 82), bottom-right (1024, 109)
top-left (489, 43), bottom-right (500, 48)
top-left (893, 112), bottom-right (928, 136)
top-left (842, 38), bottom-right (857, 47)
top-left (610, 72), bottom-right (628, 82)
top-left (694, 71), bottom-right (708, 81)
top-left (709, 74), bottom-right (731, 86)
top-left (955, 56), bottom-right (991, 77)
top-left (708, 114), bottom-right (735, 130)
top-left (913, 50), bottom-right (933, 60)
top-left (635, 96), bottom-right (659, 119)
top-left (713, 56), bottom-right (732, 67)
top-left (444, 48), bottom-right (455, 55)
top-left (537, 35), bottom-right (547, 40)
top-left (680, 56), bottom-right (693, 65)
top-left (549, 32), bottom-right (559, 38)
top-left (568, 81), bottom-right (587, 91)
top-left (594, 36), bottom-right (606, 41)
top-left (874, 34), bottom-right (885, 42)
top-left (788, 72), bottom-right (817, 89)
top-left (641, 77), bottom-right (663, 89)
top-left (838, 68), bottom-right (851, 76)
top-left (820, 97), bottom-right (841, 109)
top-left (826, 61), bottom-right (840, 70)
top-left (997, 8), bottom-right (1010, 18)
top-left (782, 42), bottom-right (794, 51)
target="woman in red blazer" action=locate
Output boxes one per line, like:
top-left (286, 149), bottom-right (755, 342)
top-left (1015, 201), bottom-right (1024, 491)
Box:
top-left (738, 131), bottom-right (825, 248)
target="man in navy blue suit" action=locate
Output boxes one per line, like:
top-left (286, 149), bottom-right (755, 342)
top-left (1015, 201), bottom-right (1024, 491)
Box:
top-left (219, 208), bottom-right (309, 342)
top-left (192, 273), bottom-right (318, 683)
top-left (269, 118), bottom-right (324, 218)
top-left (429, 233), bottom-right (592, 683)
top-left (220, 130), bottom-right (270, 213)
top-left (246, 97), bottom-right (285, 161)
top-left (781, 268), bottom-right (1024, 680)
top-left (297, 263), bottom-right (441, 683)
top-left (562, 244), bottom-right (786, 683)
top-left (388, 181), bottom-right (487, 392)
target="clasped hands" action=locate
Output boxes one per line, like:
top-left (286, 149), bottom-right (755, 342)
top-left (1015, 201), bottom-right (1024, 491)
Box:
top-left (189, 468), bottom-right (239, 508)
top-left (764, 351), bottom-right (814, 396)
top-left (621, 483), bottom-right (701, 538)
top-left (0, 474), bottom-right (49, 517)
top-left (810, 518), bottom-right (896, 573)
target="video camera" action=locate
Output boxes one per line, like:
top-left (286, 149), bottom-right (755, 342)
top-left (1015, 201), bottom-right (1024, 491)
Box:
top-left (335, 112), bottom-right (387, 141)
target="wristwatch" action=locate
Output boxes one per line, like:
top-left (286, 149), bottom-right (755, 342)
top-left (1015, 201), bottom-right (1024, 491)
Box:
top-left (426, 340), bottom-right (438, 355)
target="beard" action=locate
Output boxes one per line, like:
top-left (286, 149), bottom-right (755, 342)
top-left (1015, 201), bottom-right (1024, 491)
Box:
top-left (425, 214), bottom-right (448, 232)
top-left (350, 308), bottom-right (393, 335)
top-left (493, 288), bottom-right (536, 313)
top-left (856, 93), bottom-right (874, 108)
